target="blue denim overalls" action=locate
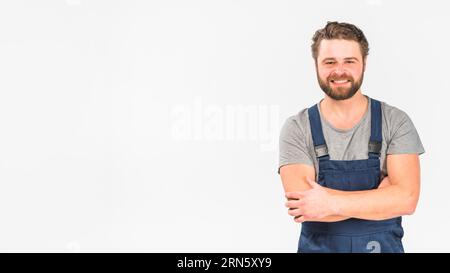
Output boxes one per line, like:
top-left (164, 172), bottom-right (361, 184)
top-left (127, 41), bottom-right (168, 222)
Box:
top-left (298, 98), bottom-right (404, 253)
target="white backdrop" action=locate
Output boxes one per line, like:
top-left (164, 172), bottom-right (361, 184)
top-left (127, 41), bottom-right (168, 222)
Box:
top-left (0, 0), bottom-right (448, 252)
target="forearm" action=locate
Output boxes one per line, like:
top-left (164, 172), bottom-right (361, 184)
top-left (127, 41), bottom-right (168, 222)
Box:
top-left (292, 187), bottom-right (350, 223)
top-left (284, 155), bottom-right (421, 223)
top-left (307, 187), bottom-right (350, 222)
top-left (299, 178), bottom-right (394, 223)
top-left (330, 184), bottom-right (418, 221)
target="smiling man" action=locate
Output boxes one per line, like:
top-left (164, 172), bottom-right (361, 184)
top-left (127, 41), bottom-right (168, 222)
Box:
top-left (278, 21), bottom-right (425, 253)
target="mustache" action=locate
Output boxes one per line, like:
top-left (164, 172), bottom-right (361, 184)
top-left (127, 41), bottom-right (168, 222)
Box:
top-left (328, 74), bottom-right (353, 81)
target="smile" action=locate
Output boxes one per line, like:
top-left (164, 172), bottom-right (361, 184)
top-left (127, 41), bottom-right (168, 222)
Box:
top-left (331, 80), bottom-right (350, 85)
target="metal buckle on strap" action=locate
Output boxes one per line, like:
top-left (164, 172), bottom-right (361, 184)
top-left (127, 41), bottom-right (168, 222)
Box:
top-left (314, 144), bottom-right (329, 158)
top-left (368, 141), bottom-right (382, 154)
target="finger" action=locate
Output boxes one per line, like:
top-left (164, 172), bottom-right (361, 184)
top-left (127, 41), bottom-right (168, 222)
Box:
top-left (288, 208), bottom-right (302, 217)
top-left (287, 197), bottom-right (299, 208)
top-left (285, 192), bottom-right (301, 200)
top-left (285, 200), bottom-right (300, 209)
top-left (286, 192), bottom-right (307, 200)
top-left (294, 215), bottom-right (307, 223)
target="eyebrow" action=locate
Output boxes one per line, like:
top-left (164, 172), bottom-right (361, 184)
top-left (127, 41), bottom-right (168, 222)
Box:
top-left (322, 57), bottom-right (359, 63)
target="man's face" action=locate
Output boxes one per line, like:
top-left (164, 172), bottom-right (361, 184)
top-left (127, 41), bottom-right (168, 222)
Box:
top-left (315, 39), bottom-right (366, 100)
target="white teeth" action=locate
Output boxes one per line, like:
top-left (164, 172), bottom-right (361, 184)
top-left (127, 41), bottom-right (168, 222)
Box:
top-left (333, 80), bottom-right (349, 83)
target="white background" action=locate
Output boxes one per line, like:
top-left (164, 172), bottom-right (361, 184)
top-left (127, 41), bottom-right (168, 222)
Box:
top-left (0, 0), bottom-right (448, 252)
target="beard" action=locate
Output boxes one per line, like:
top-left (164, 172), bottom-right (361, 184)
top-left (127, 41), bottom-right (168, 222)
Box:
top-left (317, 70), bottom-right (364, 101)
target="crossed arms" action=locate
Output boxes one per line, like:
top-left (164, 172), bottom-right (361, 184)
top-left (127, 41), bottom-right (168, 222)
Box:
top-left (279, 154), bottom-right (421, 222)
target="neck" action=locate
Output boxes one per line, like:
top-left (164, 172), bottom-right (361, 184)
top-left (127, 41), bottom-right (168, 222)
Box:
top-left (319, 90), bottom-right (369, 130)
top-left (321, 90), bottom-right (367, 118)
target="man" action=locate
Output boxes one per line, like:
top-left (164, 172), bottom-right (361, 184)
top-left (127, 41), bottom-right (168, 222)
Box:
top-left (278, 21), bottom-right (425, 253)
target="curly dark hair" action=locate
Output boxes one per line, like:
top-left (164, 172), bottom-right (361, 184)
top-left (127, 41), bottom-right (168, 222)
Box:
top-left (311, 21), bottom-right (369, 61)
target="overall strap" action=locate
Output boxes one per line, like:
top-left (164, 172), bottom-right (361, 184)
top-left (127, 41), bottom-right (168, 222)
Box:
top-left (308, 104), bottom-right (329, 161)
top-left (369, 98), bottom-right (383, 159)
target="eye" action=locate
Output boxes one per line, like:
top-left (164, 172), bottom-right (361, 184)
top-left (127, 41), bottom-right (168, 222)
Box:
top-left (345, 60), bottom-right (355, 64)
top-left (325, 61), bottom-right (335, 65)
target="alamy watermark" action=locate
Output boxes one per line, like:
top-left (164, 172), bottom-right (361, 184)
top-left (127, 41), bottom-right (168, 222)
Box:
top-left (170, 97), bottom-right (280, 152)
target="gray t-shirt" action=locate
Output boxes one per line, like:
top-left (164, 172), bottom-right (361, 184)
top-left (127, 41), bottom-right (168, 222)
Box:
top-left (278, 96), bottom-right (425, 179)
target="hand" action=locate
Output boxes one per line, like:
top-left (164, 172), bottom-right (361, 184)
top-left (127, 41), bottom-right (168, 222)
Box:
top-left (285, 178), bottom-right (338, 223)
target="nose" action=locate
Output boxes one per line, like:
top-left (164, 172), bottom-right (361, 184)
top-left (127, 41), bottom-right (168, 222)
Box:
top-left (331, 65), bottom-right (348, 78)
top-left (333, 65), bottom-right (346, 75)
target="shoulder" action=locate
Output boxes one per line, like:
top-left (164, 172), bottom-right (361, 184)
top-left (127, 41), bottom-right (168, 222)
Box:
top-left (375, 99), bottom-right (425, 155)
top-left (378, 99), bottom-right (418, 139)
top-left (281, 108), bottom-right (310, 135)
top-left (380, 100), bottom-right (410, 123)
top-left (381, 99), bottom-right (411, 130)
